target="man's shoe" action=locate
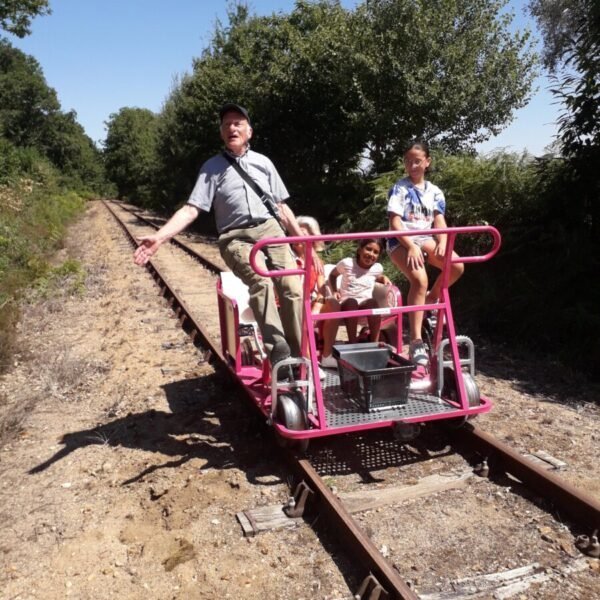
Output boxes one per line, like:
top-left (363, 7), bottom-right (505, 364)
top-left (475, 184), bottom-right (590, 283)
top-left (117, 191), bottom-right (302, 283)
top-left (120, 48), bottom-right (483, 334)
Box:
top-left (271, 340), bottom-right (292, 382)
top-left (271, 340), bottom-right (291, 365)
top-left (276, 365), bottom-right (294, 382)
top-left (409, 339), bottom-right (429, 367)
top-left (320, 354), bottom-right (338, 369)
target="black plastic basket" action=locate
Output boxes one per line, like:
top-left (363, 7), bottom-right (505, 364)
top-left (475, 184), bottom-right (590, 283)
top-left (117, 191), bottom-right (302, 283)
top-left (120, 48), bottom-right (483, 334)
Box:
top-left (332, 343), bottom-right (415, 411)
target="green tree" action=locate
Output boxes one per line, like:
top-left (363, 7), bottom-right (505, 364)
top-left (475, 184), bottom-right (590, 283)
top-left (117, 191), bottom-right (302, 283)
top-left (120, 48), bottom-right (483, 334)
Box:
top-left (0, 38), bottom-right (60, 148)
top-left (551, 2), bottom-right (600, 160)
top-left (207, 1), bottom-right (371, 219)
top-left (527, 0), bottom-right (580, 71)
top-left (43, 110), bottom-right (105, 190)
top-left (0, 40), bottom-right (105, 191)
top-left (104, 107), bottom-right (159, 203)
top-left (154, 0), bottom-right (536, 221)
top-left (530, 0), bottom-right (599, 240)
top-left (0, 0), bottom-right (50, 38)
top-left (357, 0), bottom-right (537, 171)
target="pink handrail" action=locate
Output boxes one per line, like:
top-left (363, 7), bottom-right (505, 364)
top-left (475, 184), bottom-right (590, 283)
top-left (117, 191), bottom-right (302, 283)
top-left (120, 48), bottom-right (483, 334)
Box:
top-left (247, 225), bottom-right (501, 424)
top-left (249, 225), bottom-right (501, 277)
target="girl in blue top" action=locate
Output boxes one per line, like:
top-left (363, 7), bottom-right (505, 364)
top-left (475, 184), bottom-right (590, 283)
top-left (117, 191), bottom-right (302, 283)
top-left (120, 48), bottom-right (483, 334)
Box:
top-left (387, 140), bottom-right (464, 366)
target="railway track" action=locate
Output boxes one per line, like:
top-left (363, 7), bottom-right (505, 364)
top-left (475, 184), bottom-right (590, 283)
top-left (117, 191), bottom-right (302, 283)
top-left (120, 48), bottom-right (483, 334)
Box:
top-left (104, 199), bottom-right (600, 599)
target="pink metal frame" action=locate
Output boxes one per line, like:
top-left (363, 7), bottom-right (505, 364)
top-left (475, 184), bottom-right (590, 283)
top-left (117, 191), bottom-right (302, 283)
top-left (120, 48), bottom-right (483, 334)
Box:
top-left (219, 226), bottom-right (501, 440)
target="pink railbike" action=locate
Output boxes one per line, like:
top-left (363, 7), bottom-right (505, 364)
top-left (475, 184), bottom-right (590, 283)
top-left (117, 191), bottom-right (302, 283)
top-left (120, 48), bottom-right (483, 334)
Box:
top-left (217, 226), bottom-right (501, 451)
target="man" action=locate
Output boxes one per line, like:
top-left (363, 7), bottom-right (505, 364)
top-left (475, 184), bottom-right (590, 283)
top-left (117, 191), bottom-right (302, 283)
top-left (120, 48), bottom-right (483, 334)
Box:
top-left (133, 103), bottom-right (303, 371)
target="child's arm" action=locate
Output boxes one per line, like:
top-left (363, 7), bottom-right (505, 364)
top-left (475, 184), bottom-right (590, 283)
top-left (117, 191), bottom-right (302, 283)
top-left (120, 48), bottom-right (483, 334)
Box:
top-left (328, 266), bottom-right (342, 299)
top-left (433, 212), bottom-right (448, 257)
top-left (375, 273), bottom-right (392, 286)
top-left (389, 213), bottom-right (425, 269)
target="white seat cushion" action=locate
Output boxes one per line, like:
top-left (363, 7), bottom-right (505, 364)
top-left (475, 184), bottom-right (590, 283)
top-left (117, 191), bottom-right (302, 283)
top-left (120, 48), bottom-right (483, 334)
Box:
top-left (220, 271), bottom-right (256, 323)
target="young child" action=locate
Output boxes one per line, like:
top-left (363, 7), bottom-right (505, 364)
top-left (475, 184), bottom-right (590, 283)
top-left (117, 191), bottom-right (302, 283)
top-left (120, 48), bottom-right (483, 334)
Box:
top-left (387, 140), bottom-right (464, 366)
top-left (291, 215), bottom-right (326, 314)
top-left (320, 239), bottom-right (391, 368)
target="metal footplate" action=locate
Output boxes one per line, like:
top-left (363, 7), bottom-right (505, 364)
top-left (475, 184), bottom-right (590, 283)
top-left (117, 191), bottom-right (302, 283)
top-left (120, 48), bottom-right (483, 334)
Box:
top-left (321, 371), bottom-right (456, 428)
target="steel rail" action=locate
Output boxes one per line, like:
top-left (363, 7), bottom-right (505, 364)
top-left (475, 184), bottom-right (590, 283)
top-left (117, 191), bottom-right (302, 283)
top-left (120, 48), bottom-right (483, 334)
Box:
top-left (112, 199), bottom-right (224, 273)
top-left (289, 456), bottom-right (419, 600)
top-left (103, 199), bottom-right (417, 598)
top-left (103, 199), bottom-right (599, 594)
top-left (103, 200), bottom-right (222, 359)
top-left (452, 423), bottom-right (600, 533)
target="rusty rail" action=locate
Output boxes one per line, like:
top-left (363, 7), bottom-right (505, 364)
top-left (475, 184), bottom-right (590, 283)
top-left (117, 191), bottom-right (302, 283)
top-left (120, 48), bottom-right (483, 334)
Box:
top-left (453, 423), bottom-right (600, 533)
top-left (103, 199), bottom-right (418, 598)
top-left (104, 198), bottom-right (600, 597)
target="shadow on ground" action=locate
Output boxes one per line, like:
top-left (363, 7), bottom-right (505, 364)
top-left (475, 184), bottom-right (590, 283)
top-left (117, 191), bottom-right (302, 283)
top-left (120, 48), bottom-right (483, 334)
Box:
top-left (27, 372), bottom-right (283, 487)
top-left (306, 424), bottom-right (455, 483)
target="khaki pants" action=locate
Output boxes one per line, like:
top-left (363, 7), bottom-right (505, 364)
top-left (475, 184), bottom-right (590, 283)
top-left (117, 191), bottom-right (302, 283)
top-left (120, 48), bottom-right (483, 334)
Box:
top-left (218, 218), bottom-right (302, 358)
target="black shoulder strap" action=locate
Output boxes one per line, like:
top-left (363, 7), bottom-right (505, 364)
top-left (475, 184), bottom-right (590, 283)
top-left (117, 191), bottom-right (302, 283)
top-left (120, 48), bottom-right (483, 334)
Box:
top-left (222, 151), bottom-right (265, 198)
top-left (221, 151), bottom-right (284, 227)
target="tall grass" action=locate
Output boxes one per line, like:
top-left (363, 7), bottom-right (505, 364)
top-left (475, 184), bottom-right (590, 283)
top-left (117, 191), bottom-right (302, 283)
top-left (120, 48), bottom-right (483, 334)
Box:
top-left (0, 173), bottom-right (86, 372)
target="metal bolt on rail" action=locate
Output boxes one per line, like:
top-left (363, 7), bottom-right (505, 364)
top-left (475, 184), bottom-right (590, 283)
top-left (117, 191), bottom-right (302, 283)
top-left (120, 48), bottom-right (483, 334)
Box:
top-left (575, 529), bottom-right (600, 558)
top-left (284, 480), bottom-right (314, 518)
top-left (474, 457), bottom-right (489, 478)
top-left (576, 535), bottom-right (589, 550)
top-left (355, 573), bottom-right (390, 600)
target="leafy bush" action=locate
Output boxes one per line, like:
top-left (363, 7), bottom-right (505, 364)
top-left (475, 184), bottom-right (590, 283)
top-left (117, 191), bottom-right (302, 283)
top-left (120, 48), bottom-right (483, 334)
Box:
top-left (336, 150), bottom-right (598, 379)
top-left (0, 180), bottom-right (86, 372)
top-left (31, 259), bottom-right (85, 299)
top-left (0, 139), bottom-right (57, 186)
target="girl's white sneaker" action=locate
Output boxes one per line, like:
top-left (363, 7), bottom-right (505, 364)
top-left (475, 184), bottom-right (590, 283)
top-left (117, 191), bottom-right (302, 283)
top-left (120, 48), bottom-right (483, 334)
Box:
top-left (320, 354), bottom-right (338, 368)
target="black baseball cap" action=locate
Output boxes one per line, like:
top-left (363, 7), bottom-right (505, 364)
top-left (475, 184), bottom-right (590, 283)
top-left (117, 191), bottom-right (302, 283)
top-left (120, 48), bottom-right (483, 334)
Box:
top-left (219, 103), bottom-right (251, 124)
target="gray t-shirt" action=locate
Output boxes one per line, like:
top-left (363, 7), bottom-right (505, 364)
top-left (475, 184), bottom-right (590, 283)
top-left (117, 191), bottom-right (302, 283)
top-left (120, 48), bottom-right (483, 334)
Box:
top-left (187, 148), bottom-right (289, 233)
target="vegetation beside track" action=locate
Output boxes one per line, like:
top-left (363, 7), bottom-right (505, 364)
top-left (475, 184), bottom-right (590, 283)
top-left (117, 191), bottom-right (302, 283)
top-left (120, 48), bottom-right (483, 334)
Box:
top-left (1, 4), bottom-right (111, 372)
top-left (0, 168), bottom-right (89, 372)
top-left (99, 2), bottom-right (598, 380)
top-left (1, 1), bottom-right (598, 379)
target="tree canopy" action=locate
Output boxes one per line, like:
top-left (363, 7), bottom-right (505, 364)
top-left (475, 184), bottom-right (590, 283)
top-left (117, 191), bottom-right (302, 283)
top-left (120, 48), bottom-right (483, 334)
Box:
top-left (0, 0), bottom-right (50, 38)
top-left (133, 0), bottom-right (536, 221)
top-left (104, 107), bottom-right (159, 203)
top-left (0, 38), bottom-right (59, 148)
top-left (357, 0), bottom-right (537, 167)
top-left (0, 39), bottom-right (105, 190)
top-left (529, 0), bottom-right (599, 241)
top-left (527, 0), bottom-right (581, 72)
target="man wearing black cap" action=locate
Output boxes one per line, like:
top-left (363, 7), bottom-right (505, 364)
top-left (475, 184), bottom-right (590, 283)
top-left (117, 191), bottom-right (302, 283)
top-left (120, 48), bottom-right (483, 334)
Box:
top-left (134, 103), bottom-right (304, 370)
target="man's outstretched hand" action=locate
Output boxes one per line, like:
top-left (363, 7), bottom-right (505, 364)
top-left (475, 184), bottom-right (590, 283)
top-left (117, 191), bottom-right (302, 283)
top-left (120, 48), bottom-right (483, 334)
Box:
top-left (133, 236), bottom-right (161, 265)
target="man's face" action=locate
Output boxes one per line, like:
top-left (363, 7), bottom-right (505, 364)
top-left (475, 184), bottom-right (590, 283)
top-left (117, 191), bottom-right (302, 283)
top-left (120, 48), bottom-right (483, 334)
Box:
top-left (220, 111), bottom-right (252, 154)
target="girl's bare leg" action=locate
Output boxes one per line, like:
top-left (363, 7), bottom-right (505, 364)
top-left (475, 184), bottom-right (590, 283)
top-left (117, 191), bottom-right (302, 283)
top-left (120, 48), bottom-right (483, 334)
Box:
top-left (361, 298), bottom-right (381, 342)
top-left (424, 246), bottom-right (465, 303)
top-left (341, 298), bottom-right (360, 343)
top-left (390, 246), bottom-right (428, 342)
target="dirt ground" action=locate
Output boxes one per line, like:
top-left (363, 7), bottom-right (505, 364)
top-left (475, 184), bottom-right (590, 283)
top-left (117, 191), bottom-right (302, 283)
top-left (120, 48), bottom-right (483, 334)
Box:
top-left (0, 201), bottom-right (598, 600)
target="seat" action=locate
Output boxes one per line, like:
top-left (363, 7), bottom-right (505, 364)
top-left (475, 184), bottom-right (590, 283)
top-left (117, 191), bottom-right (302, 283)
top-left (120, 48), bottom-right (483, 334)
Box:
top-left (219, 271), bottom-right (266, 361)
top-left (220, 271), bottom-right (255, 323)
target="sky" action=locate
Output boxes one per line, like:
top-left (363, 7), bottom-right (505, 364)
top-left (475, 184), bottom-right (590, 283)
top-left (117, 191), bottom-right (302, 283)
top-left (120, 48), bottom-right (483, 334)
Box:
top-left (6, 0), bottom-right (561, 156)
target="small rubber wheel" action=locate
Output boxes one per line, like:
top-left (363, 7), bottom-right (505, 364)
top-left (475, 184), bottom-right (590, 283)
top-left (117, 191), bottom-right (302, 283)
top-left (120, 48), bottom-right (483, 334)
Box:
top-left (274, 390), bottom-right (309, 453)
top-left (441, 367), bottom-right (480, 428)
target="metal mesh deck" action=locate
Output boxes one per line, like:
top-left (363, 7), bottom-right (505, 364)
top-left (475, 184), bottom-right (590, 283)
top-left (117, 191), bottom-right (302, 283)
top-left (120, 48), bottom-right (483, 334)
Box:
top-left (320, 369), bottom-right (457, 428)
